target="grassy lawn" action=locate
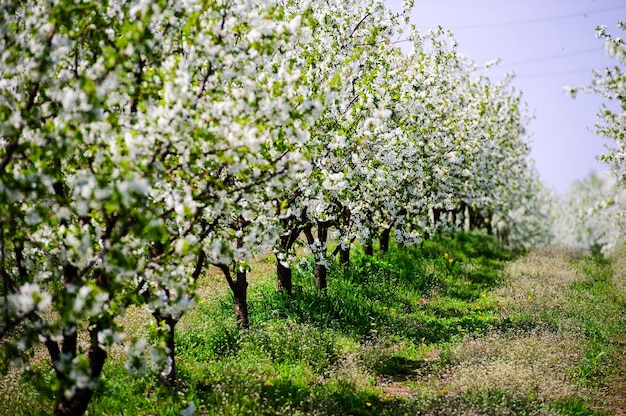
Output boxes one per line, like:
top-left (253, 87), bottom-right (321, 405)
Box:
top-left (1, 233), bottom-right (625, 415)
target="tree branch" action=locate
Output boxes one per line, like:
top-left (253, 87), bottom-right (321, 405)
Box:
top-left (341, 12), bottom-right (371, 49)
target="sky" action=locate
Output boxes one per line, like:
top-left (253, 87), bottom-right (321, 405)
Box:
top-left (386, 0), bottom-right (625, 195)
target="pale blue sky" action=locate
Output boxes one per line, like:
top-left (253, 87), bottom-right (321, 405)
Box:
top-left (386, 0), bottom-right (625, 195)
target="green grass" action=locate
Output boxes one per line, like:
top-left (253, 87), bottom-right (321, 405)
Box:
top-left (568, 253), bottom-right (626, 396)
top-left (2, 232), bottom-right (624, 415)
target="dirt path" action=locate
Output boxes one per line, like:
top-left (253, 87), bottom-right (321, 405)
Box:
top-left (380, 246), bottom-right (626, 415)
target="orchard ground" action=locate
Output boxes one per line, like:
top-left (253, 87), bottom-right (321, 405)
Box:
top-left (1, 232), bottom-right (625, 415)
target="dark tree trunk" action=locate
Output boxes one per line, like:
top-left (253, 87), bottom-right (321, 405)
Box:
top-left (233, 269), bottom-right (249, 329)
top-left (460, 202), bottom-right (469, 231)
top-left (364, 238), bottom-right (374, 256)
top-left (275, 227), bottom-right (301, 295)
top-left (216, 262), bottom-right (249, 330)
top-left (485, 211), bottom-right (494, 235)
top-left (314, 224), bottom-right (328, 290)
top-left (339, 246), bottom-right (350, 267)
top-left (338, 208), bottom-right (351, 268)
top-left (332, 238), bottom-right (353, 269)
top-left (315, 262), bottom-right (327, 290)
top-left (150, 312), bottom-right (178, 384)
top-left (55, 387), bottom-right (95, 416)
top-left (276, 258), bottom-right (292, 295)
top-left (164, 316), bottom-right (177, 383)
top-left (303, 223), bottom-right (329, 290)
top-left (433, 208), bottom-right (442, 226)
top-left (235, 216), bottom-right (249, 328)
top-left (53, 323), bottom-right (107, 416)
top-left (379, 227), bottom-right (391, 253)
top-left (468, 206), bottom-right (479, 230)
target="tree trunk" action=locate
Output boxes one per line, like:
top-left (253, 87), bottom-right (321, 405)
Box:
top-left (276, 257), bottom-right (292, 295)
top-left (232, 217), bottom-right (250, 328)
top-left (303, 223), bottom-right (329, 290)
top-left (216, 262), bottom-right (249, 330)
top-left (433, 208), bottom-right (442, 227)
top-left (234, 268), bottom-right (249, 329)
top-left (314, 224), bottom-right (328, 290)
top-left (450, 210), bottom-right (457, 226)
top-left (53, 323), bottom-right (107, 416)
top-left (379, 227), bottom-right (391, 253)
top-left (315, 262), bottom-right (327, 290)
top-left (55, 386), bottom-right (96, 416)
top-left (468, 206), bottom-right (478, 230)
top-left (338, 208), bottom-right (351, 268)
top-left (339, 246), bottom-right (350, 268)
top-left (165, 316), bottom-right (177, 383)
top-left (462, 203), bottom-right (470, 231)
top-left (485, 211), bottom-right (494, 235)
top-left (364, 239), bottom-right (374, 256)
top-left (275, 227), bottom-right (300, 295)
top-left (151, 313), bottom-right (178, 385)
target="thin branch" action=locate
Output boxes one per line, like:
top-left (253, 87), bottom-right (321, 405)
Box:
top-left (341, 12), bottom-right (371, 49)
top-left (129, 57), bottom-right (146, 114)
top-left (191, 250), bottom-right (206, 282)
top-left (0, 142), bottom-right (19, 176)
top-left (215, 263), bottom-right (236, 293)
top-left (197, 62), bottom-right (215, 99)
top-left (331, 236), bottom-right (356, 258)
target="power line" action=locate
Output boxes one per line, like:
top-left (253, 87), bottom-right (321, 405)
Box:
top-left (449, 4), bottom-right (626, 30)
top-left (391, 39), bottom-right (602, 71)
top-left (513, 68), bottom-right (596, 79)
top-left (497, 47), bottom-right (601, 68)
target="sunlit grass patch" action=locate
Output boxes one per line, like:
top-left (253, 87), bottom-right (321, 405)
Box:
top-left (493, 247), bottom-right (587, 333)
top-left (428, 331), bottom-right (586, 401)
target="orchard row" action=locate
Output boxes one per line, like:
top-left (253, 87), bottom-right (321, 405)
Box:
top-left (0, 1), bottom-right (556, 415)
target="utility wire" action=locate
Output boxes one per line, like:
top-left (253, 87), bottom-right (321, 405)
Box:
top-left (449, 4), bottom-right (626, 30)
top-left (513, 68), bottom-right (596, 79)
top-left (497, 47), bottom-right (601, 68)
top-left (391, 40), bottom-right (602, 70)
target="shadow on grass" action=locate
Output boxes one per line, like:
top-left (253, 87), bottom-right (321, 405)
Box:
top-left (359, 350), bottom-right (439, 381)
top-left (254, 234), bottom-right (516, 343)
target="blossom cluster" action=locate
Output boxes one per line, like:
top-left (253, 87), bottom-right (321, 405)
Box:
top-left (562, 21), bottom-right (626, 251)
top-left (552, 172), bottom-right (626, 253)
